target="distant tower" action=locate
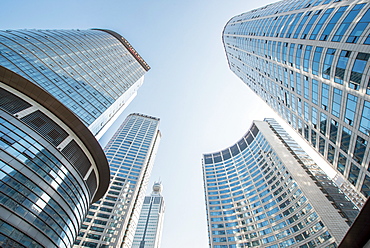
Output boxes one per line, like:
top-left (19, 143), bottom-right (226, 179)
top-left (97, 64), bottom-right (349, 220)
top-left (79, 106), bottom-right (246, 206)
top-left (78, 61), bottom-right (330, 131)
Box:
top-left (203, 119), bottom-right (352, 247)
top-left (223, 0), bottom-right (370, 198)
top-left (74, 114), bottom-right (161, 248)
top-left (132, 181), bottom-right (165, 248)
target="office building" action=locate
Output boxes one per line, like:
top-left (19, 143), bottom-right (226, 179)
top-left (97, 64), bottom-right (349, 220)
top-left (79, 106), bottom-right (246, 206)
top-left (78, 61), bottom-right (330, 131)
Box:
top-left (264, 118), bottom-right (362, 223)
top-left (223, 0), bottom-right (370, 198)
top-left (132, 181), bottom-right (165, 248)
top-left (74, 113), bottom-right (161, 248)
top-left (0, 29), bottom-right (150, 138)
top-left (0, 29), bottom-right (150, 247)
top-left (202, 119), bottom-right (351, 248)
top-left (0, 66), bottom-right (110, 248)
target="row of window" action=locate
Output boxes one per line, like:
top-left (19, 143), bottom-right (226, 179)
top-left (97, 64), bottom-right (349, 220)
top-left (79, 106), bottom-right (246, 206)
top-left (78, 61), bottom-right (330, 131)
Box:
top-left (204, 130), bottom-right (332, 247)
top-left (227, 3), bottom-right (370, 45)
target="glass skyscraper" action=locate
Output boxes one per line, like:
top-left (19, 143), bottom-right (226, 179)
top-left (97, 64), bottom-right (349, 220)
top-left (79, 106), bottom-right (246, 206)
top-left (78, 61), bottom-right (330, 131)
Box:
top-left (0, 29), bottom-right (150, 138)
top-left (0, 66), bottom-right (110, 247)
top-left (203, 119), bottom-right (351, 248)
top-left (0, 29), bottom-right (150, 247)
top-left (74, 113), bottom-right (161, 248)
top-left (132, 181), bottom-right (165, 248)
top-left (223, 0), bottom-right (370, 198)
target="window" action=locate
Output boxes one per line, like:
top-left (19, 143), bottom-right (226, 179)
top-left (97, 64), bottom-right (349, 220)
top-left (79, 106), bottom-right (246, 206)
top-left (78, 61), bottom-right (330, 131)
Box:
top-left (353, 136), bottom-right (367, 164)
top-left (334, 50), bottom-right (351, 84)
top-left (359, 101), bottom-right (370, 135)
top-left (320, 113), bottom-right (327, 135)
top-left (322, 48), bottom-right (336, 79)
top-left (344, 94), bottom-right (358, 126)
top-left (312, 107), bottom-right (318, 129)
top-left (331, 88), bottom-right (342, 118)
top-left (312, 47), bottom-right (323, 75)
top-left (296, 45), bottom-right (303, 69)
top-left (300, 10), bottom-right (321, 39)
top-left (303, 46), bottom-right (312, 72)
top-left (293, 11), bottom-right (311, 38)
top-left (327, 144), bottom-right (335, 164)
top-left (310, 8), bottom-right (334, 40)
top-left (312, 79), bottom-right (318, 105)
top-left (319, 137), bottom-right (325, 155)
top-left (332, 4), bottom-right (365, 42)
top-left (346, 9), bottom-right (370, 43)
top-left (320, 6), bottom-right (348, 41)
top-left (361, 175), bottom-right (370, 198)
top-left (286, 13), bottom-right (303, 38)
top-left (337, 153), bottom-right (346, 174)
top-left (321, 83), bottom-right (329, 110)
top-left (349, 53), bottom-right (370, 90)
top-left (329, 119), bottom-right (338, 143)
top-left (348, 163), bottom-right (360, 186)
top-left (311, 129), bottom-right (317, 148)
top-left (296, 72), bottom-right (302, 95)
top-left (340, 127), bottom-right (351, 153)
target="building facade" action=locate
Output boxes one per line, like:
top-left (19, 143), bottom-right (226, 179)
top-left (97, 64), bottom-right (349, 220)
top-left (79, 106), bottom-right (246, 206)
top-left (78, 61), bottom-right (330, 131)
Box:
top-left (264, 118), bottom-right (362, 223)
top-left (223, 0), bottom-right (370, 198)
top-left (0, 67), bottom-right (110, 248)
top-left (0, 29), bottom-right (150, 138)
top-left (132, 182), bottom-right (165, 248)
top-left (202, 120), bottom-right (350, 248)
top-left (74, 113), bottom-right (161, 248)
top-left (0, 28), bottom-right (150, 247)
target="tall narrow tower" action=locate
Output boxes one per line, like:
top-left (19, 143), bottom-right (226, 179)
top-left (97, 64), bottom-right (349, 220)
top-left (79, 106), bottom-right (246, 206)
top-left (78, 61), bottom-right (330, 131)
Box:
top-left (74, 113), bottom-right (161, 248)
top-left (132, 182), bottom-right (165, 248)
top-left (223, 0), bottom-right (370, 198)
top-left (202, 119), bottom-right (352, 247)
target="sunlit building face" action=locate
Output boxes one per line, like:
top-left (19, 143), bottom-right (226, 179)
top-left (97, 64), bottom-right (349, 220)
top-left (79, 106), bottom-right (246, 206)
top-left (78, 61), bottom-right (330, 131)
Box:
top-left (223, 0), bottom-right (370, 198)
top-left (0, 29), bottom-right (150, 138)
top-left (202, 120), bottom-right (350, 248)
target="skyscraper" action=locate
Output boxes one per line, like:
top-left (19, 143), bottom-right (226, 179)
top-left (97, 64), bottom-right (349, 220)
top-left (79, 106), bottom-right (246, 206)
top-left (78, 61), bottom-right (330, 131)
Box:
top-left (0, 66), bottom-right (110, 248)
top-left (0, 29), bottom-right (150, 247)
top-left (202, 119), bottom-right (352, 248)
top-left (132, 182), bottom-right (165, 248)
top-left (74, 113), bottom-right (161, 248)
top-left (0, 29), bottom-right (150, 138)
top-left (223, 0), bottom-right (370, 198)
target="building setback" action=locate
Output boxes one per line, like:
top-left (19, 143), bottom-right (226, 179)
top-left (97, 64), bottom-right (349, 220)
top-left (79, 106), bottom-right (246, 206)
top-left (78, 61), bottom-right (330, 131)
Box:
top-left (203, 120), bottom-right (350, 248)
top-left (74, 113), bottom-right (161, 248)
top-left (0, 29), bottom-right (150, 139)
top-left (132, 182), bottom-right (165, 248)
top-left (223, 0), bottom-right (370, 198)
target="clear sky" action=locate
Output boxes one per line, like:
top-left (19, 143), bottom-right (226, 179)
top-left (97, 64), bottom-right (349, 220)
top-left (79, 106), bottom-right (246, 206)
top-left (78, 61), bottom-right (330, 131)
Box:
top-left (1, 1), bottom-right (336, 247)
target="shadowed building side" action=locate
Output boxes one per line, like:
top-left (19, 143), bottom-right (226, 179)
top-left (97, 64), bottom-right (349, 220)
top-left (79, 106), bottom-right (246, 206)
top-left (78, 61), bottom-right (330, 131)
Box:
top-left (0, 66), bottom-right (110, 248)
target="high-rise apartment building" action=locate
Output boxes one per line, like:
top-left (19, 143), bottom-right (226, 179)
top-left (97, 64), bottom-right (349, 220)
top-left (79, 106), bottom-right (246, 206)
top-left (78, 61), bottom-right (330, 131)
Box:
top-left (74, 113), bottom-right (161, 248)
top-left (0, 29), bottom-right (150, 138)
top-left (132, 182), bottom-right (165, 248)
top-left (202, 119), bottom-right (352, 248)
top-left (0, 29), bottom-right (150, 247)
top-left (223, 0), bottom-right (370, 198)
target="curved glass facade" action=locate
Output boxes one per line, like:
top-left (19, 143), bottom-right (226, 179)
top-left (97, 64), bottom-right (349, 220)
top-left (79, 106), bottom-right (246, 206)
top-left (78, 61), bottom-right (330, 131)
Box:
top-left (0, 68), bottom-right (109, 247)
top-left (203, 121), bottom-right (348, 248)
top-left (0, 29), bottom-right (149, 137)
top-left (223, 0), bottom-right (370, 198)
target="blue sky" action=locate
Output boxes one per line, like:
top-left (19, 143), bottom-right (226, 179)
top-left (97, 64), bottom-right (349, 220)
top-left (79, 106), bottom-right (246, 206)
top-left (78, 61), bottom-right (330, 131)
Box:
top-left (1, 1), bottom-right (336, 247)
